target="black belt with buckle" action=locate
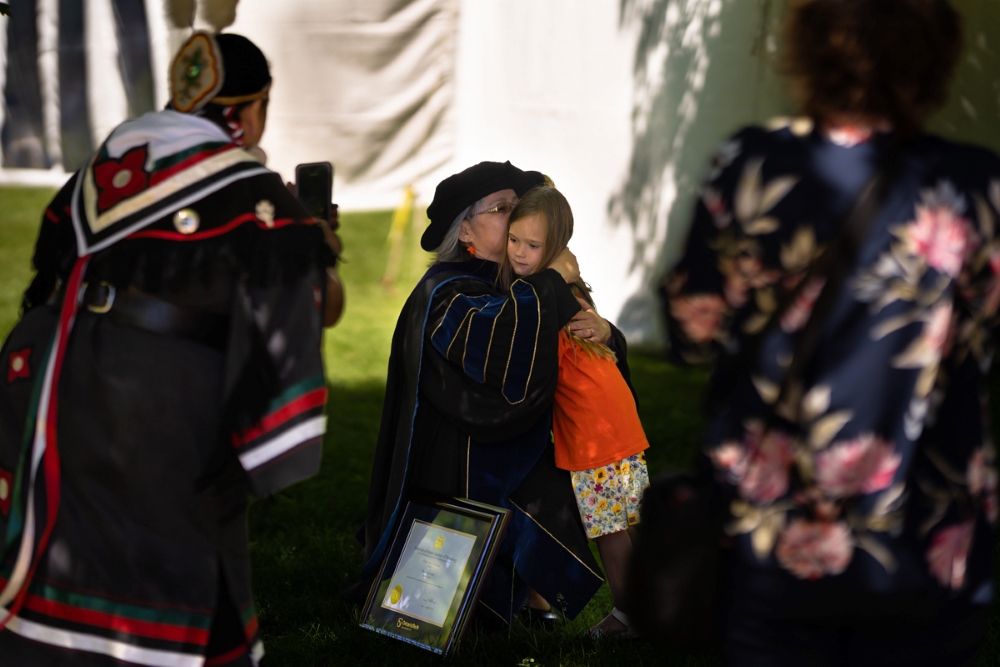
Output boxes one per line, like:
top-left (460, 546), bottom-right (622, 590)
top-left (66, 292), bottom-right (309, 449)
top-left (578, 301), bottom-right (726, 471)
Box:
top-left (77, 282), bottom-right (229, 350)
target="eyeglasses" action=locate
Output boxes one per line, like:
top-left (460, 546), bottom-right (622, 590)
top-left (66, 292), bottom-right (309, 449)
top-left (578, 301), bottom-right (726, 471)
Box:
top-left (469, 201), bottom-right (516, 219)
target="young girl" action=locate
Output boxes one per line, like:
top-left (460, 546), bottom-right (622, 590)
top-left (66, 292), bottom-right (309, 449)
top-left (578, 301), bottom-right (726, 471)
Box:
top-left (499, 186), bottom-right (650, 638)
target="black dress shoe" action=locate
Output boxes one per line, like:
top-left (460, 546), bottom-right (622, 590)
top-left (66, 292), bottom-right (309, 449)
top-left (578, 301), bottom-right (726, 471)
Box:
top-left (519, 605), bottom-right (561, 631)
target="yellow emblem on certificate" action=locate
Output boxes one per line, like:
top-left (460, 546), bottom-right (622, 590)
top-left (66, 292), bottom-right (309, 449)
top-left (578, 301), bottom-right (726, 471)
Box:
top-left (390, 585), bottom-right (402, 605)
top-left (434, 534), bottom-right (445, 549)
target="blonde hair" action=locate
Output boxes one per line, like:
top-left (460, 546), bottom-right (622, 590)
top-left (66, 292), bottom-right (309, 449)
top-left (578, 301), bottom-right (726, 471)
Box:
top-left (498, 186), bottom-right (616, 362)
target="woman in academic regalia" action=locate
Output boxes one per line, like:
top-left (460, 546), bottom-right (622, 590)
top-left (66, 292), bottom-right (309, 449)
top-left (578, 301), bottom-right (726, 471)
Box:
top-left (362, 162), bottom-right (635, 624)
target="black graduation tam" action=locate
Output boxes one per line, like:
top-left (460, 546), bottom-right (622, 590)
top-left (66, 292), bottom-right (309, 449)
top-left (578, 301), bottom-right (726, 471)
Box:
top-left (422, 161), bottom-right (545, 251)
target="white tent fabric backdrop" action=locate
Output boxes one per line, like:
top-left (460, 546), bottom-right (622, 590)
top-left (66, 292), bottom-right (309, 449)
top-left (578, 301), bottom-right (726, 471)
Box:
top-left (1, 0), bottom-right (998, 342)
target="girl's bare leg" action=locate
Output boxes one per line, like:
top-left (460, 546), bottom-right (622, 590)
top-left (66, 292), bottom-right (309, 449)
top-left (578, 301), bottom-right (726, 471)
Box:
top-left (592, 529), bottom-right (634, 633)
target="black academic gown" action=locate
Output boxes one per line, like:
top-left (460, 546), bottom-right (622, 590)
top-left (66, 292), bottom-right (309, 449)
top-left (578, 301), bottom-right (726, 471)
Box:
top-left (363, 258), bottom-right (632, 622)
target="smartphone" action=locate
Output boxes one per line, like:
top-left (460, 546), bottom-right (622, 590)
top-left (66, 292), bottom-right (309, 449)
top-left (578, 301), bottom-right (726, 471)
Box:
top-left (295, 162), bottom-right (333, 222)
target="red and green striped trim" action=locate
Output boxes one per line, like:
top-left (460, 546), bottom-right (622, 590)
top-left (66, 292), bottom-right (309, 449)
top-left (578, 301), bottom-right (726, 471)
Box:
top-left (232, 376), bottom-right (327, 448)
top-left (240, 603), bottom-right (258, 641)
top-left (149, 142), bottom-right (234, 186)
top-left (8, 256), bottom-right (90, 626)
top-left (2, 337), bottom-right (55, 555)
top-left (1, 576), bottom-right (212, 645)
top-left (262, 376), bottom-right (326, 415)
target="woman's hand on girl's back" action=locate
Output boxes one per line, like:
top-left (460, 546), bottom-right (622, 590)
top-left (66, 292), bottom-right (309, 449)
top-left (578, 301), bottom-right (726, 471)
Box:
top-left (569, 299), bottom-right (612, 345)
top-left (550, 247), bottom-right (580, 284)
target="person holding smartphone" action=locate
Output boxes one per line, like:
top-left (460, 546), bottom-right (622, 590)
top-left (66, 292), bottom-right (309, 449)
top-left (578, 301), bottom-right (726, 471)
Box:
top-left (0, 32), bottom-right (340, 667)
top-left (294, 161), bottom-right (344, 327)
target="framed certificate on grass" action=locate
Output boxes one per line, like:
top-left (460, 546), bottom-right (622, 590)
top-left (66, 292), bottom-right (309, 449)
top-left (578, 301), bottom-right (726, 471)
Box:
top-left (360, 497), bottom-right (509, 655)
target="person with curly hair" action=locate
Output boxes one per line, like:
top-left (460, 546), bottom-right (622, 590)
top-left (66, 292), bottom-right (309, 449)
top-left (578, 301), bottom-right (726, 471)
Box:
top-left (664, 1), bottom-right (996, 665)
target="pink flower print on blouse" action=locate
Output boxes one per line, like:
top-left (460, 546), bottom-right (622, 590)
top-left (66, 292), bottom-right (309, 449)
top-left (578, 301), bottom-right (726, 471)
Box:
top-left (710, 441), bottom-right (748, 482)
top-left (775, 519), bottom-right (854, 580)
top-left (815, 434), bottom-right (901, 498)
top-left (670, 294), bottom-right (726, 344)
top-left (739, 429), bottom-right (795, 505)
top-left (906, 183), bottom-right (973, 278)
top-left (702, 186), bottom-right (732, 229)
top-left (780, 277), bottom-right (826, 333)
top-left (927, 520), bottom-right (975, 590)
top-left (924, 302), bottom-right (954, 356)
top-left (722, 255), bottom-right (782, 309)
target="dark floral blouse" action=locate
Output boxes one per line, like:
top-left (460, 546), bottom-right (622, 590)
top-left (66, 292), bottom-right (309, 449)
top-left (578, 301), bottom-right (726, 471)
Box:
top-left (665, 121), bottom-right (999, 604)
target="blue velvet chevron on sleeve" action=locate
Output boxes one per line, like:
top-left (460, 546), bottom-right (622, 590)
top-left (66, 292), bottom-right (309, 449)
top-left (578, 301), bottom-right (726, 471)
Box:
top-left (501, 281), bottom-right (540, 403)
top-left (430, 280), bottom-right (541, 404)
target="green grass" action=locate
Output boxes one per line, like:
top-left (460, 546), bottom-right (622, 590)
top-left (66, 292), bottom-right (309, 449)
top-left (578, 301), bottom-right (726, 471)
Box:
top-left (320, 211), bottom-right (431, 385)
top-left (0, 187), bottom-right (52, 336)
top-left (0, 186), bottom-right (996, 665)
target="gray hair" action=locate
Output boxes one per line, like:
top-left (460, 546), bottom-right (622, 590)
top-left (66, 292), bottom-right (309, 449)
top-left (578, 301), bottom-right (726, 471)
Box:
top-left (432, 202), bottom-right (475, 264)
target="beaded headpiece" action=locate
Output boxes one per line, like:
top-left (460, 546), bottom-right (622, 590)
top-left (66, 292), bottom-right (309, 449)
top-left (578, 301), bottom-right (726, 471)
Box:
top-left (170, 32), bottom-right (225, 113)
top-left (167, 2), bottom-right (270, 114)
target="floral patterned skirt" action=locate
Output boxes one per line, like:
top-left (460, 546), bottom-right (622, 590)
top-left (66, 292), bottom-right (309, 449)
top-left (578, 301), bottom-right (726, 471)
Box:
top-left (570, 452), bottom-right (649, 539)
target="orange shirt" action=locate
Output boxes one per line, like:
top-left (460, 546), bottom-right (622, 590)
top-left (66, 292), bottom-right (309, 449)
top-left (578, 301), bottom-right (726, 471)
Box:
top-left (552, 330), bottom-right (649, 471)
